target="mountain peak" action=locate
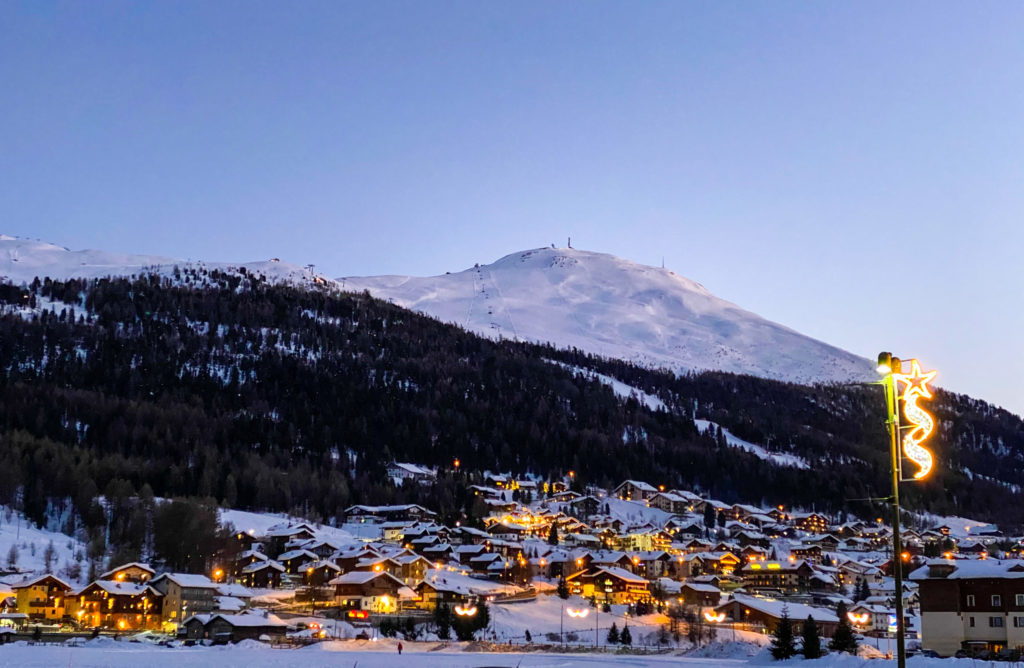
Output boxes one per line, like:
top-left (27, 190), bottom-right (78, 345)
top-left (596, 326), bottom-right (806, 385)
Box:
top-left (341, 246), bottom-right (874, 385)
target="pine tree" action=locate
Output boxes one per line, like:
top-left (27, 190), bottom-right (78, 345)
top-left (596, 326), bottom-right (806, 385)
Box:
top-left (606, 622), bottom-right (619, 644)
top-left (703, 504), bottom-right (715, 529)
top-left (620, 623), bottom-right (632, 646)
top-left (557, 576), bottom-right (570, 599)
top-left (547, 523), bottom-right (559, 546)
top-left (801, 615), bottom-right (822, 659)
top-left (858, 578), bottom-right (872, 602)
top-left (829, 602), bottom-right (859, 654)
top-left (769, 606), bottom-right (797, 660)
top-left (434, 602), bottom-right (452, 640)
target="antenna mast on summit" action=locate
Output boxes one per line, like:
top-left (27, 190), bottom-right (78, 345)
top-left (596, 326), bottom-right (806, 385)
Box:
top-left (567, 236), bottom-right (572, 248)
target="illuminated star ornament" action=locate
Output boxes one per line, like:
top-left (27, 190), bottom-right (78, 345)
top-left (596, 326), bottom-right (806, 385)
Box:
top-left (892, 359), bottom-right (938, 479)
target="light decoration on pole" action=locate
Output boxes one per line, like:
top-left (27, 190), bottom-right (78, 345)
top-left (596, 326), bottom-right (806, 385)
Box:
top-left (567, 608), bottom-right (589, 618)
top-left (454, 604), bottom-right (477, 616)
top-left (704, 611), bottom-right (726, 623)
top-left (892, 359), bottom-right (938, 480)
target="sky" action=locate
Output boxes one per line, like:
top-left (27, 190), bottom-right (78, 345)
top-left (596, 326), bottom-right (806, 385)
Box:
top-left (2, 2), bottom-right (1023, 415)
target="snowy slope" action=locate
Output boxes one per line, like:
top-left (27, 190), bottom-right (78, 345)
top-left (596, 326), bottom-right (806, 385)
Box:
top-left (341, 247), bottom-right (874, 385)
top-left (0, 235), bottom-right (330, 288)
top-left (0, 507), bottom-right (87, 586)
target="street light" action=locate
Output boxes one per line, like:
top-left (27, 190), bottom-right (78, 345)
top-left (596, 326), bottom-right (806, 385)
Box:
top-left (877, 351), bottom-right (938, 668)
top-left (454, 604), bottom-right (477, 616)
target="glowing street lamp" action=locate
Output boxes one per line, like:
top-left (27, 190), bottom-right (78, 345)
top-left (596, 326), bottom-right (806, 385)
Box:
top-left (848, 612), bottom-right (871, 626)
top-left (877, 351), bottom-right (938, 668)
top-left (704, 611), bottom-right (726, 623)
top-left (567, 607), bottom-right (589, 618)
top-left (454, 604), bottom-right (477, 617)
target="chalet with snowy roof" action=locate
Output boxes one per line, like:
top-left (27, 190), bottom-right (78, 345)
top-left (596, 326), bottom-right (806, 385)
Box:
top-left (680, 581), bottom-right (722, 607)
top-left (344, 504), bottom-right (436, 524)
top-left (386, 462), bottom-right (436, 485)
top-left (612, 480), bottom-right (659, 501)
top-left (714, 593), bottom-right (839, 636)
top-left (648, 492), bottom-right (690, 515)
top-left (13, 574), bottom-right (73, 622)
top-left (736, 559), bottom-right (817, 594)
top-left (846, 602), bottom-right (893, 636)
top-left (565, 566), bottom-right (651, 605)
top-left (71, 580), bottom-right (162, 630)
top-left (232, 548), bottom-right (270, 578)
top-left (239, 559), bottom-right (284, 588)
top-left (100, 562), bottom-right (155, 584)
top-left (792, 512), bottom-right (830, 534)
top-left (909, 558), bottom-right (1024, 656)
top-left (181, 611), bottom-right (289, 643)
top-left (277, 549), bottom-right (318, 574)
top-left (329, 571), bottom-right (410, 613)
top-left (262, 523), bottom-right (318, 557)
top-left (303, 560), bottom-right (341, 587)
top-left (681, 551), bottom-right (741, 577)
top-left (150, 573), bottom-right (219, 629)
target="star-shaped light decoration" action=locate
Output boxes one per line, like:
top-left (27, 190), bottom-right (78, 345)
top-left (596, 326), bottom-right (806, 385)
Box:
top-left (893, 358), bottom-right (937, 399)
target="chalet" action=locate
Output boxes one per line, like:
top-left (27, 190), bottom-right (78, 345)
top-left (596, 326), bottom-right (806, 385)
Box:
top-left (612, 480), bottom-right (658, 501)
top-left (262, 523), bottom-right (318, 557)
top-left (344, 504), bottom-right (436, 524)
top-left (13, 575), bottom-right (73, 622)
top-left (181, 612), bottom-right (288, 643)
top-left (566, 495), bottom-right (601, 519)
top-left (714, 593), bottom-right (839, 636)
top-left (736, 560), bottom-right (816, 594)
top-left (330, 571), bottom-right (409, 613)
top-left (790, 544), bottom-right (823, 562)
top-left (648, 492), bottom-right (690, 515)
top-left (304, 560), bottom-right (341, 587)
top-left (565, 567), bottom-right (651, 605)
top-left (846, 602), bottom-right (894, 637)
top-left (387, 462), bottom-right (435, 485)
top-left (414, 580), bottom-right (472, 611)
top-left (682, 551), bottom-right (742, 577)
top-left (100, 563), bottom-right (155, 584)
top-left (680, 582), bottom-right (722, 607)
top-left (910, 558), bottom-right (1024, 657)
top-left (239, 560), bottom-right (284, 589)
top-left (71, 580), bottom-right (162, 630)
top-left (277, 549), bottom-right (318, 575)
top-left (150, 573), bottom-right (219, 630)
top-left (792, 512), bottom-right (830, 534)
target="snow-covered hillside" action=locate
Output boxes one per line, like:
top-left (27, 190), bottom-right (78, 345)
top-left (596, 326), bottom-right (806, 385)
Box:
top-left (0, 235), bottom-right (329, 288)
top-left (342, 247), bottom-right (874, 385)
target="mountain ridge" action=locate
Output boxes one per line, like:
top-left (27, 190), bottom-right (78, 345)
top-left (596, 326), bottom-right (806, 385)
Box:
top-left (341, 246), bottom-right (874, 385)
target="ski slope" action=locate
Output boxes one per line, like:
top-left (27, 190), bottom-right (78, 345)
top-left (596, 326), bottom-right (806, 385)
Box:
top-left (342, 247), bottom-right (874, 385)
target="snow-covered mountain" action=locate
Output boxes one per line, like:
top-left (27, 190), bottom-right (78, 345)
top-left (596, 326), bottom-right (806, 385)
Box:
top-left (1, 235), bottom-right (873, 384)
top-left (0, 235), bottom-right (328, 287)
top-left (341, 247), bottom-right (874, 385)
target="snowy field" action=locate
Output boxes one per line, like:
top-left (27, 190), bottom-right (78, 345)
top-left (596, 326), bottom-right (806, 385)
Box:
top-left (0, 640), bottom-right (980, 668)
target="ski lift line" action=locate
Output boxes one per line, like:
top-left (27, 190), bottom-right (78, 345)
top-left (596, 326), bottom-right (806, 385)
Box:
top-left (483, 266), bottom-right (519, 341)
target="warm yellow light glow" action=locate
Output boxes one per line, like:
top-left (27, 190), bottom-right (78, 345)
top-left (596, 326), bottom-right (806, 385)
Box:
top-left (704, 611), bottom-right (726, 623)
top-left (847, 612), bottom-right (870, 625)
top-left (567, 608), bottom-right (589, 618)
top-left (454, 605), bottom-right (477, 616)
top-left (892, 359), bottom-right (938, 479)
top-left (749, 564), bottom-right (761, 570)
top-left (767, 563), bottom-right (781, 570)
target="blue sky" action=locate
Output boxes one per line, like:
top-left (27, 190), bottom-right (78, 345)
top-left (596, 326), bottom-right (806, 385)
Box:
top-left (3, 2), bottom-right (1023, 414)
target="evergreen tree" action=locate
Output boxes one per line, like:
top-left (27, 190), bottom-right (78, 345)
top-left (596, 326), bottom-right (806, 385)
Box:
top-left (829, 602), bottom-right (859, 654)
top-left (620, 623), bottom-right (632, 646)
top-left (433, 603), bottom-right (452, 640)
top-left (801, 616), bottom-right (822, 659)
top-left (524, 629), bottom-right (532, 643)
top-left (557, 576), bottom-right (570, 599)
top-left (547, 523), bottom-right (559, 546)
top-left (606, 622), bottom-right (619, 644)
top-left (769, 606), bottom-right (797, 660)
top-left (703, 504), bottom-right (715, 529)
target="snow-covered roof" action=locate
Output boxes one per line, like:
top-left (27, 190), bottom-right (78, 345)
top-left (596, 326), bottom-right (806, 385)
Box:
top-left (79, 580), bottom-right (152, 596)
top-left (152, 573), bottom-right (217, 589)
top-left (328, 571), bottom-right (405, 587)
top-left (100, 562), bottom-right (155, 578)
top-left (909, 558), bottom-right (1024, 581)
top-left (724, 594), bottom-right (839, 623)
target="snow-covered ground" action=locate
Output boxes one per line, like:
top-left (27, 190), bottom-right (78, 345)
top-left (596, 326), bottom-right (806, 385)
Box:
top-left (549, 360), bottom-right (666, 411)
top-left (0, 507), bottom-right (87, 587)
top-left (218, 509), bottom-right (357, 547)
top-left (694, 419), bottom-right (810, 469)
top-left (342, 247), bottom-right (874, 385)
top-left (0, 639), bottom-right (985, 667)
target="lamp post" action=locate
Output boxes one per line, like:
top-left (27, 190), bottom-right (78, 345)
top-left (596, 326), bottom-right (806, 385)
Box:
top-left (876, 352), bottom-right (937, 668)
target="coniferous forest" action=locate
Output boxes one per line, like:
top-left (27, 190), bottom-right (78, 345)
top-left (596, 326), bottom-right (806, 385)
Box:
top-left (1, 269), bottom-right (1023, 553)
